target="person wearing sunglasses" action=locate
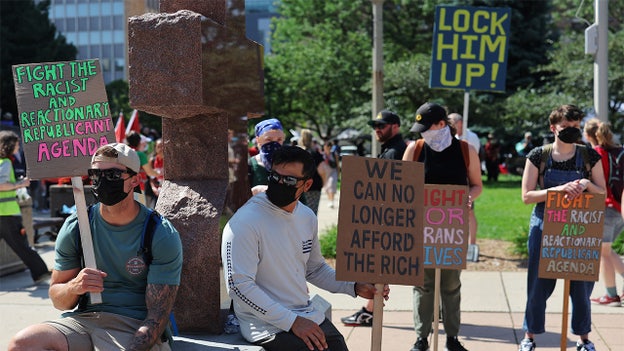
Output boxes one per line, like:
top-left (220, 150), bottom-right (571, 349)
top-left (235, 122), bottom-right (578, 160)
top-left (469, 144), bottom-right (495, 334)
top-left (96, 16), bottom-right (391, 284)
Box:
top-left (368, 110), bottom-right (407, 160)
top-left (222, 146), bottom-right (389, 351)
top-left (10, 143), bottom-right (182, 351)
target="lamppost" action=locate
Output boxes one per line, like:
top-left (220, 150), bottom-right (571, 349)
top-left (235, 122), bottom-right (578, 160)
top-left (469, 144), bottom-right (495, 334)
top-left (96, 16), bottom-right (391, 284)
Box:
top-left (371, 0), bottom-right (384, 158)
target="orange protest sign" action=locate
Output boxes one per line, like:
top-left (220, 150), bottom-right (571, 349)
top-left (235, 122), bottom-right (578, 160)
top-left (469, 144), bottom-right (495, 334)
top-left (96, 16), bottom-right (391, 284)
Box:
top-left (539, 191), bottom-right (605, 281)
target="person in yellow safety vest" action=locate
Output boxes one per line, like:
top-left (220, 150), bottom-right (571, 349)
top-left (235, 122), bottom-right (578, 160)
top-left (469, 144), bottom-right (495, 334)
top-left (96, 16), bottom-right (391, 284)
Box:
top-left (0, 130), bottom-right (50, 283)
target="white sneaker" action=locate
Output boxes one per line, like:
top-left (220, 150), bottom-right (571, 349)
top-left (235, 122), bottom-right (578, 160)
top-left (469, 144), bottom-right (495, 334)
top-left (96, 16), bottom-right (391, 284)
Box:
top-left (467, 244), bottom-right (479, 262)
top-left (519, 338), bottom-right (536, 351)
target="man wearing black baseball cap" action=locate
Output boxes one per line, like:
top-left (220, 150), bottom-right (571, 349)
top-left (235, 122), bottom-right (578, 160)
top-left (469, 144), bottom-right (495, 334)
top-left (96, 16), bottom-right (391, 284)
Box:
top-left (341, 110), bottom-right (407, 327)
top-left (367, 110), bottom-right (406, 160)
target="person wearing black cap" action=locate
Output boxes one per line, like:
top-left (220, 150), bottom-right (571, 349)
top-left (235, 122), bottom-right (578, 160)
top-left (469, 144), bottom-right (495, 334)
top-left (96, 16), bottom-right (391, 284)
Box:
top-left (403, 102), bottom-right (483, 351)
top-left (340, 110), bottom-right (406, 327)
top-left (367, 110), bottom-right (407, 160)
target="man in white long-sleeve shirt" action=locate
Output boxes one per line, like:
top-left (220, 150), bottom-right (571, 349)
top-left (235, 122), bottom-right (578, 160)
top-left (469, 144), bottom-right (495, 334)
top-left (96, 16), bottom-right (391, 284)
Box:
top-left (222, 146), bottom-right (389, 351)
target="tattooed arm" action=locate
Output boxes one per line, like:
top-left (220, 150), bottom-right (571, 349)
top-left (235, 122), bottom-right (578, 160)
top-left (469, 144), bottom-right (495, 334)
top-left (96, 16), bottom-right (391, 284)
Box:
top-left (127, 284), bottom-right (179, 351)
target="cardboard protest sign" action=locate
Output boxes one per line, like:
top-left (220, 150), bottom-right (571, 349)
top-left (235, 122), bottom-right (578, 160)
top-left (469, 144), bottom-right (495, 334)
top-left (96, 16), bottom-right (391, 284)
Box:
top-left (430, 5), bottom-right (511, 92)
top-left (423, 184), bottom-right (469, 270)
top-left (12, 59), bottom-right (115, 179)
top-left (336, 156), bottom-right (424, 286)
top-left (539, 191), bottom-right (605, 281)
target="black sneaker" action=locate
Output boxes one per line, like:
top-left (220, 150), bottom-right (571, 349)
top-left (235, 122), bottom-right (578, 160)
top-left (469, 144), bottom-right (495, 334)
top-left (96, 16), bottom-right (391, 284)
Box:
top-left (445, 336), bottom-right (468, 351)
top-left (410, 337), bottom-right (430, 351)
top-left (340, 307), bottom-right (373, 326)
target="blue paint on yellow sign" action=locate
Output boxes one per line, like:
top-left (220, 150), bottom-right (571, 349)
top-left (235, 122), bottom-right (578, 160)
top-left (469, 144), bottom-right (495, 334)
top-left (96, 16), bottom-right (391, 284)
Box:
top-left (430, 6), bottom-right (511, 92)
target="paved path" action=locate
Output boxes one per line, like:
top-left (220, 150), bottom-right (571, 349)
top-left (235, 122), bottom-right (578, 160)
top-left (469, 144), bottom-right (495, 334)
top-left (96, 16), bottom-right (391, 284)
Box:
top-left (1, 190), bottom-right (623, 350)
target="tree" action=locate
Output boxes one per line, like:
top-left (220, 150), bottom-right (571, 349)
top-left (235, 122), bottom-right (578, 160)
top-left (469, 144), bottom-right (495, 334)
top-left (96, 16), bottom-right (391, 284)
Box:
top-left (0, 0), bottom-right (77, 125)
top-left (265, 0), bottom-right (372, 141)
top-left (266, 0), bottom-right (559, 141)
top-left (500, 0), bottom-right (624, 133)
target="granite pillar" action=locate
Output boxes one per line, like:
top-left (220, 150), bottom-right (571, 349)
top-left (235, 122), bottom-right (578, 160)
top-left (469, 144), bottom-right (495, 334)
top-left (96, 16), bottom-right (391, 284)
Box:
top-left (128, 0), bottom-right (263, 333)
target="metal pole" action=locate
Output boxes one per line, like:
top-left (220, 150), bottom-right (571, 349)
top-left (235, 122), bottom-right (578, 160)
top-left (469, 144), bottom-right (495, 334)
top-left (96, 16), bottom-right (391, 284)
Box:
top-left (462, 91), bottom-right (470, 138)
top-left (370, 5), bottom-right (385, 350)
top-left (594, 0), bottom-right (608, 122)
top-left (371, 0), bottom-right (384, 158)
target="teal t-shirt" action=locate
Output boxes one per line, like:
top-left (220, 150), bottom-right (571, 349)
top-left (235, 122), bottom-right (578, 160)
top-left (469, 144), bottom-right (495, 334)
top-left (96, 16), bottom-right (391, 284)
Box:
top-left (54, 203), bottom-right (183, 320)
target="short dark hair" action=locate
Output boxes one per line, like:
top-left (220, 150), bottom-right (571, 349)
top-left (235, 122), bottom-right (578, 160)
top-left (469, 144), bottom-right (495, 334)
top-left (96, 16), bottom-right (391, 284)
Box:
top-left (126, 131), bottom-right (141, 148)
top-left (0, 130), bottom-right (19, 158)
top-left (549, 104), bottom-right (584, 126)
top-left (272, 146), bottom-right (315, 179)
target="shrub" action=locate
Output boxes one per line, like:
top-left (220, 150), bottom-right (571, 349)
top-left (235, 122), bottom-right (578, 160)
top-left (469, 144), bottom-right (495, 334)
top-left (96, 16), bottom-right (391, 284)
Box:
top-left (613, 232), bottom-right (624, 255)
top-left (319, 225), bottom-right (337, 259)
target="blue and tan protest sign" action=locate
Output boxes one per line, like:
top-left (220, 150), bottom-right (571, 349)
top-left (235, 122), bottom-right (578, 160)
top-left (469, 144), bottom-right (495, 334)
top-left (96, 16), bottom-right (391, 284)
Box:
top-left (539, 191), bottom-right (605, 281)
top-left (423, 184), bottom-right (469, 270)
top-left (336, 156), bottom-right (425, 286)
top-left (12, 59), bottom-right (115, 179)
top-left (430, 5), bottom-right (511, 92)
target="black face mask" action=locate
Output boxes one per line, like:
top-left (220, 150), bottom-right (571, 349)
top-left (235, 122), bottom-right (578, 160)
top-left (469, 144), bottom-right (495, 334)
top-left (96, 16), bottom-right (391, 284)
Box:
top-left (266, 178), bottom-right (301, 207)
top-left (557, 127), bottom-right (582, 144)
top-left (91, 177), bottom-right (130, 206)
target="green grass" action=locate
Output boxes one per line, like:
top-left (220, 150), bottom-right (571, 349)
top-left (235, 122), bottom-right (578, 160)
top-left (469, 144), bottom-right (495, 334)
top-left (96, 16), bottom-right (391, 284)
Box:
top-left (476, 174), bottom-right (532, 242)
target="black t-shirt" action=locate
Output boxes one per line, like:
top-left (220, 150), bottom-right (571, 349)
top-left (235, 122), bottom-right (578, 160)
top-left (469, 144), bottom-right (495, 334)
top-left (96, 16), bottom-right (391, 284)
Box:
top-left (379, 134), bottom-right (407, 160)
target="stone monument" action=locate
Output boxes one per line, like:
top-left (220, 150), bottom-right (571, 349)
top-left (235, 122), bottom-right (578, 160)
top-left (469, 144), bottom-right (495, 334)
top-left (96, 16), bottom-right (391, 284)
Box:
top-left (128, 0), bottom-right (263, 333)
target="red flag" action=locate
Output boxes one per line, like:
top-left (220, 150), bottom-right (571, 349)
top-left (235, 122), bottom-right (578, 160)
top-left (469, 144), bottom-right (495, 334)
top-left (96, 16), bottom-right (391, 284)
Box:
top-left (114, 112), bottom-right (126, 142)
top-left (125, 109), bottom-right (141, 135)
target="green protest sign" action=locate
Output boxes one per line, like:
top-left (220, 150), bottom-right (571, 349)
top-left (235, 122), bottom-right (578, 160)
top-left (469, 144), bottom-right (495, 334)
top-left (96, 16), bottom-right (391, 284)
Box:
top-left (12, 59), bottom-right (115, 179)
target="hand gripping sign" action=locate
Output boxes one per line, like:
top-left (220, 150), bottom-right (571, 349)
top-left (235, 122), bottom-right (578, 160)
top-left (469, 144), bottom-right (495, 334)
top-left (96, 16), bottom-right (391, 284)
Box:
top-left (541, 190), bottom-right (605, 350)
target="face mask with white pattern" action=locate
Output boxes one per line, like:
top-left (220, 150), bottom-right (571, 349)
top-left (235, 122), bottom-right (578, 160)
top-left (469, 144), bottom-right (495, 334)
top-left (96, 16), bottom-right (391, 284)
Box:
top-left (421, 126), bottom-right (452, 152)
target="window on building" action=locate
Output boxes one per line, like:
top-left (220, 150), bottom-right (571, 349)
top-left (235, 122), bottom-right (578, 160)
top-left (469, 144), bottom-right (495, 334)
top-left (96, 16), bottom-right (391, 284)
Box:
top-left (115, 58), bottom-right (125, 72)
top-left (78, 16), bottom-right (88, 31)
top-left (113, 15), bottom-right (123, 30)
top-left (101, 15), bottom-right (112, 30)
top-left (66, 17), bottom-right (76, 31)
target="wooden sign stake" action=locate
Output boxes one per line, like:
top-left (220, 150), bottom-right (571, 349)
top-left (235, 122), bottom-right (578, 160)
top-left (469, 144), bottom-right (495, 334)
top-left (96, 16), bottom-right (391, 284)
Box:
top-left (71, 176), bottom-right (101, 304)
top-left (560, 279), bottom-right (570, 351)
top-left (371, 282), bottom-right (385, 351)
top-left (433, 268), bottom-right (441, 351)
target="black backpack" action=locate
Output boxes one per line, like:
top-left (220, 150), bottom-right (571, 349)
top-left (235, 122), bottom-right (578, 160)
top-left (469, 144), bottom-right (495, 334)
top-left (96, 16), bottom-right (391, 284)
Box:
top-left (605, 146), bottom-right (624, 204)
top-left (75, 205), bottom-right (162, 265)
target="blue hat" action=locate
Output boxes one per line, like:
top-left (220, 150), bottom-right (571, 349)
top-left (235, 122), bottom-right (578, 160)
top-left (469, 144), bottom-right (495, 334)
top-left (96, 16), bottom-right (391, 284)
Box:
top-left (255, 118), bottom-right (283, 137)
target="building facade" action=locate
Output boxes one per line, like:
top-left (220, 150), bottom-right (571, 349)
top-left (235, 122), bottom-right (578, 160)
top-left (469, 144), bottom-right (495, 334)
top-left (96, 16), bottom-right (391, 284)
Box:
top-left (44, 0), bottom-right (277, 84)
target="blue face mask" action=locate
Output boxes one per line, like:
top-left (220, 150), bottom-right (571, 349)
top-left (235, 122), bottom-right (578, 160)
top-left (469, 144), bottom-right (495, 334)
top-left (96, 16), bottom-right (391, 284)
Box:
top-left (260, 141), bottom-right (282, 172)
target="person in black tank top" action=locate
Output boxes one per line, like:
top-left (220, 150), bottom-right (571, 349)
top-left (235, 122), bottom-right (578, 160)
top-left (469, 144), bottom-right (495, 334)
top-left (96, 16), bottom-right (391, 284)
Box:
top-left (403, 102), bottom-right (483, 351)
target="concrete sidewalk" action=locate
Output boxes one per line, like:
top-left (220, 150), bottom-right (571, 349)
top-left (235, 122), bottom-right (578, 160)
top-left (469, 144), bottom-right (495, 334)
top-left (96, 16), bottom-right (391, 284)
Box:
top-left (1, 190), bottom-right (623, 350)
